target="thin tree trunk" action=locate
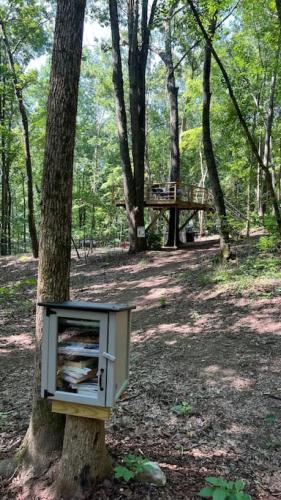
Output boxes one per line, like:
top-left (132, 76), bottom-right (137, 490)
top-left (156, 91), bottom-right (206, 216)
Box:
top-left (21, 0), bottom-right (90, 472)
top-left (0, 62), bottom-right (10, 256)
top-left (109, 0), bottom-right (137, 251)
top-left (22, 173), bottom-right (27, 252)
top-left (187, 0), bottom-right (281, 235)
top-left (257, 134), bottom-right (263, 216)
top-left (202, 19), bottom-right (229, 251)
top-left (199, 148), bottom-right (207, 236)
top-left (246, 165), bottom-right (252, 237)
top-left (0, 18), bottom-right (39, 257)
top-left (262, 35), bottom-right (281, 217)
top-left (162, 13), bottom-right (181, 247)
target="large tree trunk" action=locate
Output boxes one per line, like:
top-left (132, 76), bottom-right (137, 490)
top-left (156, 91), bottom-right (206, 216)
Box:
top-left (202, 20), bottom-right (229, 250)
top-left (0, 18), bottom-right (39, 258)
top-left (109, 0), bottom-right (157, 252)
top-left (187, 0), bottom-right (281, 235)
top-left (21, 0), bottom-right (89, 470)
top-left (57, 416), bottom-right (111, 497)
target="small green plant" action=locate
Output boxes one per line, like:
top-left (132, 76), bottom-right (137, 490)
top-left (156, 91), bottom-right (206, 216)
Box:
top-left (171, 401), bottom-right (192, 415)
top-left (198, 477), bottom-right (251, 499)
top-left (0, 286), bottom-right (12, 300)
top-left (20, 277), bottom-right (37, 286)
top-left (159, 295), bottom-right (166, 308)
top-left (139, 257), bottom-right (148, 267)
top-left (114, 454), bottom-right (150, 482)
top-left (0, 412), bottom-right (8, 429)
top-left (258, 235), bottom-right (279, 252)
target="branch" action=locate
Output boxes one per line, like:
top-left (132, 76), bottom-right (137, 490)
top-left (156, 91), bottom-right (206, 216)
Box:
top-left (171, 40), bottom-right (200, 75)
top-left (216, 0), bottom-right (241, 30)
top-left (149, 45), bottom-right (167, 63)
top-left (186, 0), bottom-right (263, 171)
top-left (170, 5), bottom-right (185, 20)
top-left (187, 0), bottom-right (281, 230)
top-left (148, 0), bottom-right (158, 31)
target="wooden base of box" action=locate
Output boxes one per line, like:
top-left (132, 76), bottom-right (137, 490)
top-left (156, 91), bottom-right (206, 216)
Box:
top-left (52, 400), bottom-right (111, 420)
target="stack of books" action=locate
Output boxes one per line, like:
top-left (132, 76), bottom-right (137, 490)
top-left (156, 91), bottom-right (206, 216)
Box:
top-left (58, 342), bottom-right (99, 356)
top-left (60, 366), bottom-right (97, 384)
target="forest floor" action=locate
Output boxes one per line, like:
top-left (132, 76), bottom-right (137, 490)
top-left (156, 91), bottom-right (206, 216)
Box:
top-left (0, 235), bottom-right (281, 499)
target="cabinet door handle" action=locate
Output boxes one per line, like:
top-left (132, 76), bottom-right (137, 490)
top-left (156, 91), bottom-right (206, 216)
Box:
top-left (102, 352), bottom-right (116, 362)
top-left (99, 368), bottom-right (104, 391)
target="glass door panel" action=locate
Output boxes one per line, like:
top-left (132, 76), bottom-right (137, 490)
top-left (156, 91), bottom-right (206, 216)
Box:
top-left (56, 317), bottom-right (100, 398)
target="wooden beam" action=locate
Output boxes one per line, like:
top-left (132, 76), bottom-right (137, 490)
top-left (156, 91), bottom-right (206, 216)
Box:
top-left (146, 208), bottom-right (166, 232)
top-left (52, 400), bottom-right (111, 420)
top-left (179, 210), bottom-right (199, 232)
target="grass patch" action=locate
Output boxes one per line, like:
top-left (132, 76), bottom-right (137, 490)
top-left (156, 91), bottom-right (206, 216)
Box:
top-left (0, 278), bottom-right (36, 304)
top-left (197, 253), bottom-right (281, 294)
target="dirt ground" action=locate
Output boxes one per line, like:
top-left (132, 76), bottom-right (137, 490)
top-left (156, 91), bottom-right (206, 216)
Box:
top-left (0, 237), bottom-right (281, 499)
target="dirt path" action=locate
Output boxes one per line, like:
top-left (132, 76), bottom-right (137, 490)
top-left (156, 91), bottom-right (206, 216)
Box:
top-left (0, 239), bottom-right (281, 499)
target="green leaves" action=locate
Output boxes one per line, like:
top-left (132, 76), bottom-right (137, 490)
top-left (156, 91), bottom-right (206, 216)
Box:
top-left (114, 454), bottom-right (151, 483)
top-left (171, 401), bottom-right (192, 415)
top-left (114, 466), bottom-right (135, 482)
top-left (198, 477), bottom-right (251, 499)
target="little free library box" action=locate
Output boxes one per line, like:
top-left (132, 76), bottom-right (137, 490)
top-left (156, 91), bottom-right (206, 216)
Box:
top-left (39, 301), bottom-right (135, 419)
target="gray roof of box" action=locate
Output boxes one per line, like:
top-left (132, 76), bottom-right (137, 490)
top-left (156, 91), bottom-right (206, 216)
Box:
top-left (38, 300), bottom-right (135, 312)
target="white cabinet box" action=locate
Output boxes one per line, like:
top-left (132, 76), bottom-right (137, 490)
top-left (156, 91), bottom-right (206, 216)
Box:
top-left (39, 301), bottom-right (135, 408)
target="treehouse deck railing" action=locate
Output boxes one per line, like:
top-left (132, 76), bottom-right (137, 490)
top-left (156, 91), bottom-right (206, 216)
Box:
top-left (115, 182), bottom-right (215, 211)
top-left (145, 182), bottom-right (214, 207)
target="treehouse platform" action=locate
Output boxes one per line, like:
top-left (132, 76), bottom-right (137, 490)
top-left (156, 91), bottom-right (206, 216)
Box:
top-left (116, 182), bottom-right (215, 212)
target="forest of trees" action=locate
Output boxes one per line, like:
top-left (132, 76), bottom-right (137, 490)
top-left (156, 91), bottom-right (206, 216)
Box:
top-left (2, 2), bottom-right (281, 498)
top-left (1, 0), bottom-right (281, 255)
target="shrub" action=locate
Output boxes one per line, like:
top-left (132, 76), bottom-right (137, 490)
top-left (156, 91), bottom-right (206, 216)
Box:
top-left (147, 231), bottom-right (162, 250)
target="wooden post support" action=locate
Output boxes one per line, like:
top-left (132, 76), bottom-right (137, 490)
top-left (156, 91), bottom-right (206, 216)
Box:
top-left (52, 400), bottom-right (111, 420)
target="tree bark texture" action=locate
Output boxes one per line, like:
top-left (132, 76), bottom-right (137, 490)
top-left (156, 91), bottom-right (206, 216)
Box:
top-left (0, 18), bottom-right (39, 257)
top-left (109, 0), bottom-right (157, 252)
top-left (22, 0), bottom-right (86, 466)
top-left (109, 0), bottom-right (137, 250)
top-left (202, 19), bottom-right (229, 248)
top-left (57, 417), bottom-right (111, 497)
top-left (162, 14), bottom-right (181, 246)
top-left (0, 62), bottom-right (11, 255)
top-left (187, 0), bottom-right (281, 235)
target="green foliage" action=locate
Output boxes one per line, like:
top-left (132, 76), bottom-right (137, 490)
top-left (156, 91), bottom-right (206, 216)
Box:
top-left (227, 216), bottom-right (245, 240)
top-left (0, 277), bottom-right (36, 303)
top-left (147, 231), bottom-right (162, 250)
top-left (198, 476), bottom-right (251, 499)
top-left (264, 414), bottom-right (276, 426)
top-left (258, 236), bottom-right (279, 252)
top-left (0, 412), bottom-right (8, 429)
top-left (114, 454), bottom-right (150, 483)
top-left (263, 215), bottom-right (280, 235)
top-left (159, 295), bottom-right (166, 308)
top-left (20, 277), bottom-right (37, 286)
top-left (0, 286), bottom-right (12, 300)
top-left (171, 401), bottom-right (192, 415)
top-left (199, 252), bottom-right (281, 293)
